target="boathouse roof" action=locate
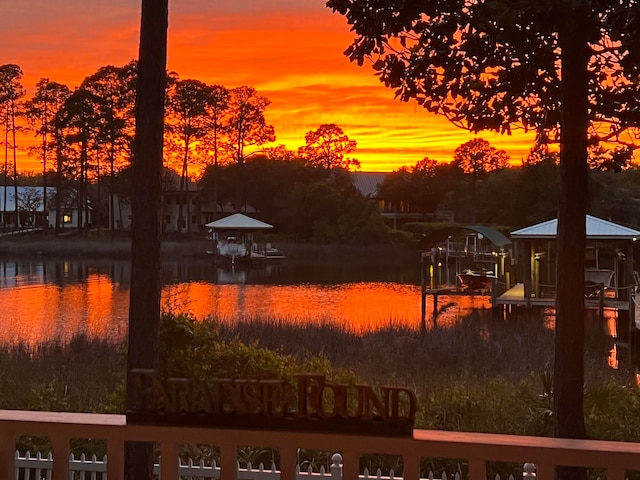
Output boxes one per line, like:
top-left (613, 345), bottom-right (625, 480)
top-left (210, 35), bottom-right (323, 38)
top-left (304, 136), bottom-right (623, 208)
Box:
top-left (205, 213), bottom-right (273, 230)
top-left (418, 225), bottom-right (512, 250)
top-left (511, 215), bottom-right (640, 240)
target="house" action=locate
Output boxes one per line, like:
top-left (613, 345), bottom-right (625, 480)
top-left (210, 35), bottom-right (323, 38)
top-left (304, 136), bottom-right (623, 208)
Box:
top-left (351, 171), bottom-right (454, 228)
top-left (161, 174), bottom-right (201, 233)
top-left (0, 186), bottom-right (91, 230)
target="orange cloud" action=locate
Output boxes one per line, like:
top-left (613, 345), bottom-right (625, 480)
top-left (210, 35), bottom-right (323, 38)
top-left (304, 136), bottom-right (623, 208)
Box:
top-left (3, 1), bottom-right (535, 174)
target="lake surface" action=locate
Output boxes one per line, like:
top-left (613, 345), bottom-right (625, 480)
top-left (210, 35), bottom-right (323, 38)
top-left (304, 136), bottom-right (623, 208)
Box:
top-left (0, 255), bottom-right (493, 345)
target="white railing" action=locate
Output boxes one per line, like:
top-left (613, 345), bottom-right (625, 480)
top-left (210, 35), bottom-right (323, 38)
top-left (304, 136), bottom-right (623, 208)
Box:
top-left (15, 451), bottom-right (341, 480)
top-left (14, 452), bottom-right (538, 480)
top-left (3, 409), bottom-right (640, 480)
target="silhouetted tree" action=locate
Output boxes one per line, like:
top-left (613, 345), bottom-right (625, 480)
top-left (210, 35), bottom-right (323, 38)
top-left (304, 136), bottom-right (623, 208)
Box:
top-left (225, 86), bottom-right (275, 211)
top-left (0, 64), bottom-right (25, 229)
top-left (166, 78), bottom-right (214, 232)
top-left (200, 84), bottom-right (230, 219)
top-left (298, 123), bottom-right (359, 170)
top-left (452, 138), bottom-right (509, 221)
top-left (57, 88), bottom-right (100, 235)
top-left (23, 78), bottom-right (70, 229)
top-left (81, 62), bottom-right (137, 233)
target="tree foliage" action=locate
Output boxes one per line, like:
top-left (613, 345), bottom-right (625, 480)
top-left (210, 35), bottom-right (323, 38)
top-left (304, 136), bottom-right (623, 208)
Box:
top-left (327, 0), bottom-right (640, 150)
top-left (199, 157), bottom-right (388, 244)
top-left (298, 123), bottom-right (360, 170)
top-left (453, 138), bottom-right (509, 176)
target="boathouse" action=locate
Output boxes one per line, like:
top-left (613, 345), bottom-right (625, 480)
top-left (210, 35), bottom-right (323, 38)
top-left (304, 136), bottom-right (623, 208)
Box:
top-left (504, 215), bottom-right (639, 299)
top-left (498, 215), bottom-right (640, 344)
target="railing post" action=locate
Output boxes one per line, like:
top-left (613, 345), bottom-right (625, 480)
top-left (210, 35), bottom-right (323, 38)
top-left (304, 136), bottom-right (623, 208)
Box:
top-left (51, 434), bottom-right (69, 480)
top-left (159, 440), bottom-right (179, 480)
top-left (535, 462), bottom-right (553, 480)
top-left (279, 447), bottom-right (297, 480)
top-left (330, 453), bottom-right (343, 480)
top-left (106, 438), bottom-right (124, 480)
top-left (468, 458), bottom-right (486, 480)
top-left (402, 453), bottom-right (421, 480)
top-left (341, 450), bottom-right (359, 480)
top-left (607, 468), bottom-right (626, 480)
top-left (220, 444), bottom-right (238, 480)
top-left (0, 429), bottom-right (13, 480)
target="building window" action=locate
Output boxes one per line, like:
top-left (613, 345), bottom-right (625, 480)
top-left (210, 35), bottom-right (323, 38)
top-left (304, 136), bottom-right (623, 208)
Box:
top-left (165, 215), bottom-right (171, 224)
top-left (63, 214), bottom-right (72, 224)
top-left (191, 215), bottom-right (197, 225)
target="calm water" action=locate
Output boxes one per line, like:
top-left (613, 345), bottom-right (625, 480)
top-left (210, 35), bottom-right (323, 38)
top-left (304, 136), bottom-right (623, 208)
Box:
top-left (0, 256), bottom-right (492, 345)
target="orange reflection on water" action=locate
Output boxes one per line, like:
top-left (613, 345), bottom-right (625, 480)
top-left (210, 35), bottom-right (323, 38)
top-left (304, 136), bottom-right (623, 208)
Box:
top-left (0, 275), bottom-right (129, 346)
top-left (85, 273), bottom-right (115, 339)
top-left (0, 285), bottom-right (61, 345)
top-left (165, 282), bottom-right (493, 333)
top-left (165, 282), bottom-right (425, 332)
top-left (2, 275), bottom-right (495, 346)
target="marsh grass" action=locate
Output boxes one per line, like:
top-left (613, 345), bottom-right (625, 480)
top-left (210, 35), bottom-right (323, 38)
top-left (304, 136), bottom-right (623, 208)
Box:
top-left (0, 335), bottom-right (124, 412)
top-left (215, 309), bottom-right (601, 386)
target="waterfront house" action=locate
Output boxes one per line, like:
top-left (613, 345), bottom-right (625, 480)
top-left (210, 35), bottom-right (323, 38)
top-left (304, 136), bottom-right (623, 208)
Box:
top-left (352, 172), bottom-right (454, 229)
top-left (0, 186), bottom-right (91, 231)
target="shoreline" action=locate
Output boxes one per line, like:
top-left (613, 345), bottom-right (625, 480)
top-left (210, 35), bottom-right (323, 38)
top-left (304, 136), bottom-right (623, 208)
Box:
top-left (0, 233), bottom-right (417, 261)
top-left (0, 234), bottom-right (210, 258)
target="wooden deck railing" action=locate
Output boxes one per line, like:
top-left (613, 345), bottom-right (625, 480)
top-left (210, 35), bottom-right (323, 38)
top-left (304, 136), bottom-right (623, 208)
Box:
top-left (2, 409), bottom-right (640, 479)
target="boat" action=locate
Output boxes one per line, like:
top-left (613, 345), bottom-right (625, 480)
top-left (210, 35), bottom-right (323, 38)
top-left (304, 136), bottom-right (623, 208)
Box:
top-left (457, 269), bottom-right (497, 292)
top-left (216, 236), bottom-right (247, 264)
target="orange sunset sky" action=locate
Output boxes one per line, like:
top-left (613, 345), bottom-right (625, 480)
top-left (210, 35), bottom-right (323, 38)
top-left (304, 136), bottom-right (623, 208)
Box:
top-left (0, 0), bottom-right (537, 173)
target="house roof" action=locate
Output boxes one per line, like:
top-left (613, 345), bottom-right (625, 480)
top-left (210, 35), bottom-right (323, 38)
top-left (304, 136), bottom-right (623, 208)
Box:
top-left (351, 172), bottom-right (387, 198)
top-left (205, 213), bottom-right (273, 230)
top-left (511, 215), bottom-right (640, 240)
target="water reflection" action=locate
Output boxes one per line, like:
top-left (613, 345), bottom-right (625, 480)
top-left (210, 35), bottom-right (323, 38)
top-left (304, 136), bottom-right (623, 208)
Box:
top-left (0, 257), bottom-right (495, 346)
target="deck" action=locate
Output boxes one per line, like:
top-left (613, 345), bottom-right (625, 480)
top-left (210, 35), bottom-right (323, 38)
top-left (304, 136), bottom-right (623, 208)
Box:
top-left (494, 282), bottom-right (632, 310)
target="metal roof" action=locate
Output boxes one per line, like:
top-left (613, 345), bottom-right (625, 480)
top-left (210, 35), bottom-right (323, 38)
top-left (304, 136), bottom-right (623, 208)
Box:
top-left (511, 215), bottom-right (640, 240)
top-left (205, 213), bottom-right (273, 230)
top-left (418, 225), bottom-right (512, 250)
top-left (351, 172), bottom-right (387, 198)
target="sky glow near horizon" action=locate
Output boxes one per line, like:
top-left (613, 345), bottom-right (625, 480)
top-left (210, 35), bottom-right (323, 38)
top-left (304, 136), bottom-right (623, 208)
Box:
top-left (0, 0), bottom-right (537, 173)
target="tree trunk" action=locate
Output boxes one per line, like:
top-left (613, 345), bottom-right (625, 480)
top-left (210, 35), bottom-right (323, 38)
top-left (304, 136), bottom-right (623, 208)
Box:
top-left (55, 131), bottom-right (63, 234)
top-left (11, 99), bottom-right (19, 229)
top-left (125, 0), bottom-right (168, 478)
top-left (78, 134), bottom-right (87, 236)
top-left (109, 143), bottom-right (115, 234)
top-left (42, 109), bottom-right (48, 231)
top-left (4, 110), bottom-right (9, 231)
top-left (554, 6), bottom-right (589, 479)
